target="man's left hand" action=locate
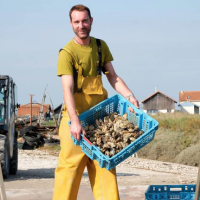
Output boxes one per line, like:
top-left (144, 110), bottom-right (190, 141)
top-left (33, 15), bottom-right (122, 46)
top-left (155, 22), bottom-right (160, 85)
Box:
top-left (129, 96), bottom-right (139, 109)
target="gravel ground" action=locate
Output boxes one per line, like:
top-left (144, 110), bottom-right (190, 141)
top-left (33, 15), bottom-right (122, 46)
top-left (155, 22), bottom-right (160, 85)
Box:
top-left (3, 149), bottom-right (199, 199)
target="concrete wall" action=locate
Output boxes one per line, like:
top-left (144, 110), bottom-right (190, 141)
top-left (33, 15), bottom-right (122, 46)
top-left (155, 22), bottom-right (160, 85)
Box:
top-left (159, 109), bottom-right (175, 113)
top-left (18, 105), bottom-right (50, 117)
top-left (181, 107), bottom-right (194, 114)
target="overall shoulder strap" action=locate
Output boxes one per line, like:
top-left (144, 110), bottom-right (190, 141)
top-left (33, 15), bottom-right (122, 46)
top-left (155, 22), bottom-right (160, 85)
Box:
top-left (95, 39), bottom-right (102, 75)
top-left (95, 39), bottom-right (108, 75)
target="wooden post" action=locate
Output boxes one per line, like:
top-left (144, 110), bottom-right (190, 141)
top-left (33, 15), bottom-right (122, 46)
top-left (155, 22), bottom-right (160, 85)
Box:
top-left (195, 166), bottom-right (200, 200)
top-left (0, 164), bottom-right (7, 200)
top-left (29, 94), bottom-right (34, 125)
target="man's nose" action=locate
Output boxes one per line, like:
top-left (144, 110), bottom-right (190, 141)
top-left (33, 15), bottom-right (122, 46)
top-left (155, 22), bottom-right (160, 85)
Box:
top-left (79, 22), bottom-right (84, 28)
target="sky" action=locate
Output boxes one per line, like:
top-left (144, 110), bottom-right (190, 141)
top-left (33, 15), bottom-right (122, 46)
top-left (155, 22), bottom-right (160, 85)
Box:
top-left (0, 0), bottom-right (200, 109)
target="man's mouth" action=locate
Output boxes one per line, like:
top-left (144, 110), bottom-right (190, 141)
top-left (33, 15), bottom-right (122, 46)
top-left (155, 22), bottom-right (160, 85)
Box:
top-left (79, 29), bottom-right (87, 33)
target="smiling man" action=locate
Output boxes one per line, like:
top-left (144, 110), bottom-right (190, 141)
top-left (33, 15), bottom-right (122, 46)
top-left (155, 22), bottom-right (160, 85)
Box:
top-left (53, 4), bottom-right (139, 200)
top-left (70, 8), bottom-right (92, 41)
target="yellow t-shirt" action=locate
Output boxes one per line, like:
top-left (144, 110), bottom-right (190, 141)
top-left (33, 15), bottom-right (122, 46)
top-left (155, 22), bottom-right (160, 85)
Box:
top-left (57, 37), bottom-right (113, 78)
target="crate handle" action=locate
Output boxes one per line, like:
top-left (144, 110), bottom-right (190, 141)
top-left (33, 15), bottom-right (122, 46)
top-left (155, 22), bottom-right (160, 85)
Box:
top-left (170, 188), bottom-right (182, 192)
top-left (83, 135), bottom-right (93, 146)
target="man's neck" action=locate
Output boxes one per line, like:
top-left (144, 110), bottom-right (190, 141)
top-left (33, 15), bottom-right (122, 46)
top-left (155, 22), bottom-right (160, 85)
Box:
top-left (74, 36), bottom-right (90, 46)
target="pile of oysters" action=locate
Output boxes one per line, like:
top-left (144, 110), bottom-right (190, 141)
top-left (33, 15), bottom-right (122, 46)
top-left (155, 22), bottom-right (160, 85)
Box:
top-left (84, 112), bottom-right (144, 157)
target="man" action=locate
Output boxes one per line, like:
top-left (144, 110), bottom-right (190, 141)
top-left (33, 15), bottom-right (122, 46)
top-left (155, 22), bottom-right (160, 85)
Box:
top-left (53, 4), bottom-right (139, 200)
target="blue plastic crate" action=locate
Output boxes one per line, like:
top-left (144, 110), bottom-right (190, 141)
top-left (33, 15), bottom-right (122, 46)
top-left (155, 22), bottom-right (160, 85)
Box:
top-left (69, 94), bottom-right (159, 170)
top-left (145, 185), bottom-right (199, 200)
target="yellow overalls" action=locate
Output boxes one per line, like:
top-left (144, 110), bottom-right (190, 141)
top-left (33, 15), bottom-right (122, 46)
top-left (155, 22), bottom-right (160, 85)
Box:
top-left (53, 47), bottom-right (120, 200)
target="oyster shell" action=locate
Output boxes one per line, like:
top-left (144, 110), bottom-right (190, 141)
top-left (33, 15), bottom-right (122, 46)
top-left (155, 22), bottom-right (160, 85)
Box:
top-left (89, 125), bottom-right (95, 131)
top-left (84, 112), bottom-right (144, 157)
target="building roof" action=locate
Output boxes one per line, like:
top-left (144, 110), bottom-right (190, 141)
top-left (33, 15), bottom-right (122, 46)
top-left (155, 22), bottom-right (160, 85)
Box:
top-left (141, 90), bottom-right (177, 103)
top-left (19, 104), bottom-right (51, 109)
top-left (179, 91), bottom-right (200, 102)
top-left (54, 104), bottom-right (62, 112)
top-left (54, 103), bottom-right (63, 114)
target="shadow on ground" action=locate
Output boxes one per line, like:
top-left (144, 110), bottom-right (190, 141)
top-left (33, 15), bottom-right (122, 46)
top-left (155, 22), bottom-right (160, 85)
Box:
top-left (4, 169), bottom-right (140, 181)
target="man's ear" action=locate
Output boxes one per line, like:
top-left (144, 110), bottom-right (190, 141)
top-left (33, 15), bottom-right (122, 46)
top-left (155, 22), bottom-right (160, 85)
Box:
top-left (90, 17), bottom-right (93, 25)
top-left (70, 20), bottom-right (72, 27)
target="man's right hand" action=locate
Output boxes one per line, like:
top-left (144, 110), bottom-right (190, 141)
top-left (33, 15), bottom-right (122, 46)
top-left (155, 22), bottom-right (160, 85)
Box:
top-left (70, 120), bottom-right (86, 141)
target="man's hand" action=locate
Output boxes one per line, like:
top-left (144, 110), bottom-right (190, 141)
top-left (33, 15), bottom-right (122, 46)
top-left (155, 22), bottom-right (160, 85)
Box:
top-left (128, 96), bottom-right (140, 113)
top-left (70, 120), bottom-right (86, 141)
top-left (129, 96), bottom-right (140, 109)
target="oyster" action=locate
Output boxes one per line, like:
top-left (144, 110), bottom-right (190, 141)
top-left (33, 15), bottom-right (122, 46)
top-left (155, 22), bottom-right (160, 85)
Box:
top-left (84, 112), bottom-right (144, 157)
top-left (89, 125), bottom-right (95, 131)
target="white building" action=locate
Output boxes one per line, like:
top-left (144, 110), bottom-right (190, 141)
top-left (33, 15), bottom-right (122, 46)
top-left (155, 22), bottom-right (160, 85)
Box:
top-left (179, 91), bottom-right (200, 114)
top-left (179, 101), bottom-right (200, 114)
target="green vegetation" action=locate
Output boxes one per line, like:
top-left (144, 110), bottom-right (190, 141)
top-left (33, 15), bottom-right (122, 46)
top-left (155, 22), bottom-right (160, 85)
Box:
top-left (42, 120), bottom-right (56, 126)
top-left (153, 112), bottom-right (200, 135)
top-left (138, 112), bottom-right (200, 166)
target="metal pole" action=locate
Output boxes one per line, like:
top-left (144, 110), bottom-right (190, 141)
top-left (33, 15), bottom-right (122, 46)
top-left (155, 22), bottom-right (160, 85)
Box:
top-left (0, 164), bottom-right (7, 200)
top-left (195, 166), bottom-right (200, 200)
top-left (30, 94), bottom-right (34, 126)
top-left (38, 85), bottom-right (48, 126)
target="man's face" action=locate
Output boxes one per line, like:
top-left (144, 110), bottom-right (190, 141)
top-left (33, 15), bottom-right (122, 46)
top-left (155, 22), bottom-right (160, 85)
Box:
top-left (70, 10), bottom-right (93, 39)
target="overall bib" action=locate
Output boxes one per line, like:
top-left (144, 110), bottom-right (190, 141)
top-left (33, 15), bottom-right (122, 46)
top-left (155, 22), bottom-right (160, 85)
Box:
top-left (53, 41), bottom-right (120, 200)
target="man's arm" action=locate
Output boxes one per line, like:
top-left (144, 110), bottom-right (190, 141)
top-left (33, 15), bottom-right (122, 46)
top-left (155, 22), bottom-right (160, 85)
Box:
top-left (104, 62), bottom-right (139, 108)
top-left (61, 75), bottom-right (85, 140)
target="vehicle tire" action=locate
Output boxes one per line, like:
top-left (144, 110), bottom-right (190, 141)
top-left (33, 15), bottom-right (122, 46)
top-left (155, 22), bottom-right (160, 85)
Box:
top-left (0, 135), bottom-right (10, 179)
top-left (20, 126), bottom-right (34, 137)
top-left (9, 135), bottom-right (18, 175)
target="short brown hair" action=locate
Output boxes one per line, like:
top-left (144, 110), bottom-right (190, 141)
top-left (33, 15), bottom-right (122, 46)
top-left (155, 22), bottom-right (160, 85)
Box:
top-left (69, 4), bottom-right (91, 20)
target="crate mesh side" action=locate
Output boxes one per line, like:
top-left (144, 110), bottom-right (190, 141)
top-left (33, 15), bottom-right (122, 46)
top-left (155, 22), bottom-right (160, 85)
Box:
top-left (109, 102), bottom-right (115, 113)
top-left (139, 131), bottom-right (155, 147)
top-left (142, 115), bottom-right (157, 132)
top-left (142, 117), bottom-right (152, 132)
top-left (105, 105), bottom-right (110, 116)
top-left (82, 143), bottom-right (92, 156)
top-left (128, 112), bottom-right (139, 126)
top-left (100, 101), bottom-right (115, 119)
top-left (94, 110), bottom-right (101, 123)
top-left (169, 194), bottom-right (180, 199)
top-left (111, 131), bottom-right (155, 168)
top-left (85, 115), bottom-right (94, 125)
